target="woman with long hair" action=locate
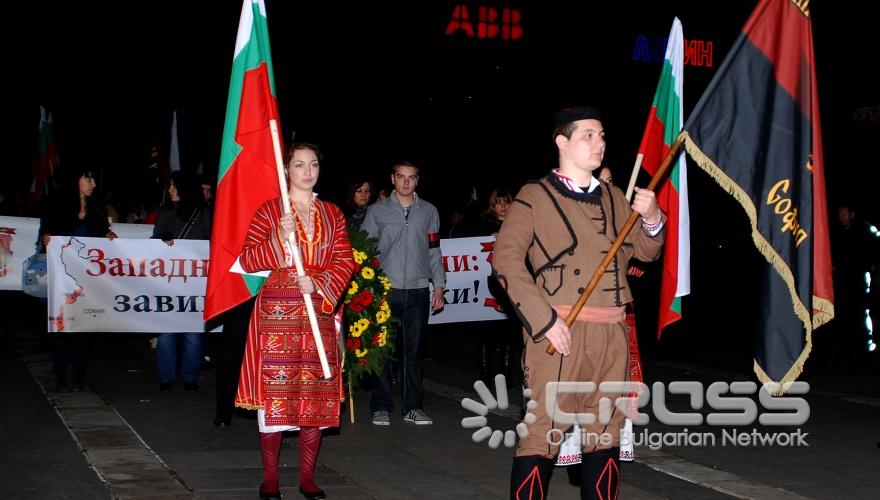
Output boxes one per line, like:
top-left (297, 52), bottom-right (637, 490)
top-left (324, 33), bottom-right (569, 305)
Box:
top-left (344, 177), bottom-right (373, 229)
top-left (235, 143), bottom-right (355, 500)
top-left (469, 188), bottom-right (518, 385)
top-left (40, 167), bottom-right (117, 391)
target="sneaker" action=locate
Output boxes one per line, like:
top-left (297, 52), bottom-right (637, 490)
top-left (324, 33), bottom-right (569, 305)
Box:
top-left (403, 409), bottom-right (433, 425)
top-left (371, 410), bottom-right (391, 426)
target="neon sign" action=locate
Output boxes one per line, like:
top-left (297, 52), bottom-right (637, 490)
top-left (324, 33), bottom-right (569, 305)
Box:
top-left (445, 4), bottom-right (524, 41)
top-left (633, 36), bottom-right (714, 68)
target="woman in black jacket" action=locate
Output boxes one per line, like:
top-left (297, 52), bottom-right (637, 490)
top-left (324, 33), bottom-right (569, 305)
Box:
top-left (40, 167), bottom-right (117, 391)
top-left (152, 172), bottom-right (212, 391)
top-left (344, 177), bottom-right (374, 230)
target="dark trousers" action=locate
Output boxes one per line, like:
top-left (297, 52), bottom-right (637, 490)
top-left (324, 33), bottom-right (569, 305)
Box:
top-left (51, 333), bottom-right (89, 389)
top-left (370, 288), bottom-right (429, 414)
top-left (214, 297), bottom-right (256, 421)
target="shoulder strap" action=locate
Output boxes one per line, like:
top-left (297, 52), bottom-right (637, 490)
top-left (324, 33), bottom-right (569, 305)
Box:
top-left (177, 208), bottom-right (201, 239)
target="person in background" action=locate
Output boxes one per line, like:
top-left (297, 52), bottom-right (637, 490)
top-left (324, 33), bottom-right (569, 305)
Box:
top-left (40, 167), bottom-right (117, 391)
top-left (197, 175), bottom-right (219, 370)
top-left (235, 142), bottom-right (355, 500)
top-left (345, 178), bottom-right (374, 229)
top-left (362, 161), bottom-right (446, 426)
top-left (212, 296), bottom-right (255, 427)
top-left (830, 204), bottom-right (878, 366)
top-left (471, 187), bottom-right (512, 237)
top-left (152, 172), bottom-right (212, 392)
top-left (598, 165), bottom-right (613, 185)
top-left (468, 188), bottom-right (519, 386)
top-left (200, 177), bottom-right (214, 209)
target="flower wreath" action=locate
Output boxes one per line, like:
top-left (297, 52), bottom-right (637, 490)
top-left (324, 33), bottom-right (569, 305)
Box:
top-left (343, 227), bottom-right (396, 386)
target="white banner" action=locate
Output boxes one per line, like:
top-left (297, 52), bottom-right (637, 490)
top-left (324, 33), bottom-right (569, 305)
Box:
top-left (0, 218), bottom-right (155, 291)
top-left (0, 217), bottom-right (40, 291)
top-left (429, 236), bottom-right (508, 324)
top-left (47, 236), bottom-right (212, 333)
top-left (41, 233), bottom-right (507, 331)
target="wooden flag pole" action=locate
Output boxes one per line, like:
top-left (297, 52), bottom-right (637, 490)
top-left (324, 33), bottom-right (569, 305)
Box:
top-left (269, 119), bottom-right (332, 379)
top-left (625, 153), bottom-right (645, 201)
top-left (349, 377), bottom-right (355, 424)
top-left (546, 136), bottom-right (684, 354)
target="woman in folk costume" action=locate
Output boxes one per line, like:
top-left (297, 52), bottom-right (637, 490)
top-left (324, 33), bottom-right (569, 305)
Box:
top-left (234, 142), bottom-right (355, 500)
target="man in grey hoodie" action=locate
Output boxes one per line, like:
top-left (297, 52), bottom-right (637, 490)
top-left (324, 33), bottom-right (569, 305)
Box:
top-left (362, 161), bottom-right (446, 425)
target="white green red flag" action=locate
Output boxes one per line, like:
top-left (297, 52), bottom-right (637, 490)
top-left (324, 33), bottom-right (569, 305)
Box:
top-left (32, 106), bottom-right (60, 200)
top-left (637, 18), bottom-right (689, 336)
top-left (205, 0), bottom-right (282, 320)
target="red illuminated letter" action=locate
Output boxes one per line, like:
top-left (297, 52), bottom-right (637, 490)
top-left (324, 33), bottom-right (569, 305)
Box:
top-left (446, 5), bottom-right (475, 37)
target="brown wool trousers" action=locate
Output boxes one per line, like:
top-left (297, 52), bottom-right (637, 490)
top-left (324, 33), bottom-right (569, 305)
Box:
top-left (517, 318), bottom-right (629, 458)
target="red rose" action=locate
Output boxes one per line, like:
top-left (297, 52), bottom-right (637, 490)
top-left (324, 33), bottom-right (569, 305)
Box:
top-left (351, 338), bottom-right (361, 350)
top-left (346, 338), bottom-right (355, 349)
top-left (358, 358), bottom-right (369, 367)
top-left (349, 301), bottom-right (364, 313)
top-left (371, 333), bottom-right (381, 346)
top-left (371, 257), bottom-right (380, 268)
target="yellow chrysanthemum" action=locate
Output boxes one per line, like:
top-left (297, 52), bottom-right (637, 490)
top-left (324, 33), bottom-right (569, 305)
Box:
top-left (357, 318), bottom-right (371, 329)
top-left (353, 250), bottom-right (365, 264)
top-left (349, 323), bottom-right (363, 337)
top-left (379, 276), bottom-right (392, 291)
top-left (355, 348), bottom-right (369, 358)
top-left (347, 282), bottom-right (359, 296)
top-left (361, 267), bottom-right (375, 280)
top-left (380, 300), bottom-right (390, 312)
top-left (376, 310), bottom-right (388, 324)
top-left (377, 331), bottom-right (387, 347)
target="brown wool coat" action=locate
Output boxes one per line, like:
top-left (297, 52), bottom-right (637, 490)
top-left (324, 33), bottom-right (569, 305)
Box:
top-left (493, 174), bottom-right (665, 456)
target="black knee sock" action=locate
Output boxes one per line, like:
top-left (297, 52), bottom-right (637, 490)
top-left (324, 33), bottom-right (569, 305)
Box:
top-left (510, 455), bottom-right (554, 500)
top-left (579, 447), bottom-right (620, 500)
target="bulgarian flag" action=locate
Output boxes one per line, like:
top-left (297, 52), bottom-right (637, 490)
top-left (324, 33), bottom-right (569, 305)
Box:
top-left (205, 0), bottom-right (282, 320)
top-left (637, 18), bottom-right (690, 337)
top-left (32, 106), bottom-right (60, 200)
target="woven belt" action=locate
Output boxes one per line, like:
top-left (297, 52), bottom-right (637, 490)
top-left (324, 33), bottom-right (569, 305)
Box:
top-left (552, 304), bottom-right (626, 324)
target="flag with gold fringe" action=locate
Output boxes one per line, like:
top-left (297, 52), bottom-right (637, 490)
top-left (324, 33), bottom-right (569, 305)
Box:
top-left (681, 0), bottom-right (833, 387)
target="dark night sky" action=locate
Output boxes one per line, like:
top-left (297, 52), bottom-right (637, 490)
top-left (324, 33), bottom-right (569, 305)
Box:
top-left (10, 0), bottom-right (879, 222)
top-left (7, 0), bottom-right (877, 354)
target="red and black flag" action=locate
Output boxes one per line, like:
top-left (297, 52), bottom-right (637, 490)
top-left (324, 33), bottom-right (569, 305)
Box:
top-left (681, 0), bottom-right (833, 387)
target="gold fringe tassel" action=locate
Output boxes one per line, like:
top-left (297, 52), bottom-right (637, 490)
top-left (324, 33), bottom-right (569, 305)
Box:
top-left (680, 131), bottom-right (831, 394)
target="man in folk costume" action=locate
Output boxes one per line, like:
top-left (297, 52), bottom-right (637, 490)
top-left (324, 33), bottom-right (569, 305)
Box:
top-left (234, 143), bottom-right (356, 500)
top-left (493, 107), bottom-right (665, 499)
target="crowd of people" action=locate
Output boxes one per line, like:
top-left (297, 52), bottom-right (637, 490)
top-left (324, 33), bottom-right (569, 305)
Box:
top-left (5, 105), bottom-right (878, 500)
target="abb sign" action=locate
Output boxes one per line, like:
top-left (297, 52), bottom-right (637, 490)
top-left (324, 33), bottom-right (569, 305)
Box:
top-left (445, 4), bottom-right (524, 41)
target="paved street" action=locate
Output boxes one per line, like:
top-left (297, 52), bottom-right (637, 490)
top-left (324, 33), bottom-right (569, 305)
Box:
top-left (2, 291), bottom-right (879, 499)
